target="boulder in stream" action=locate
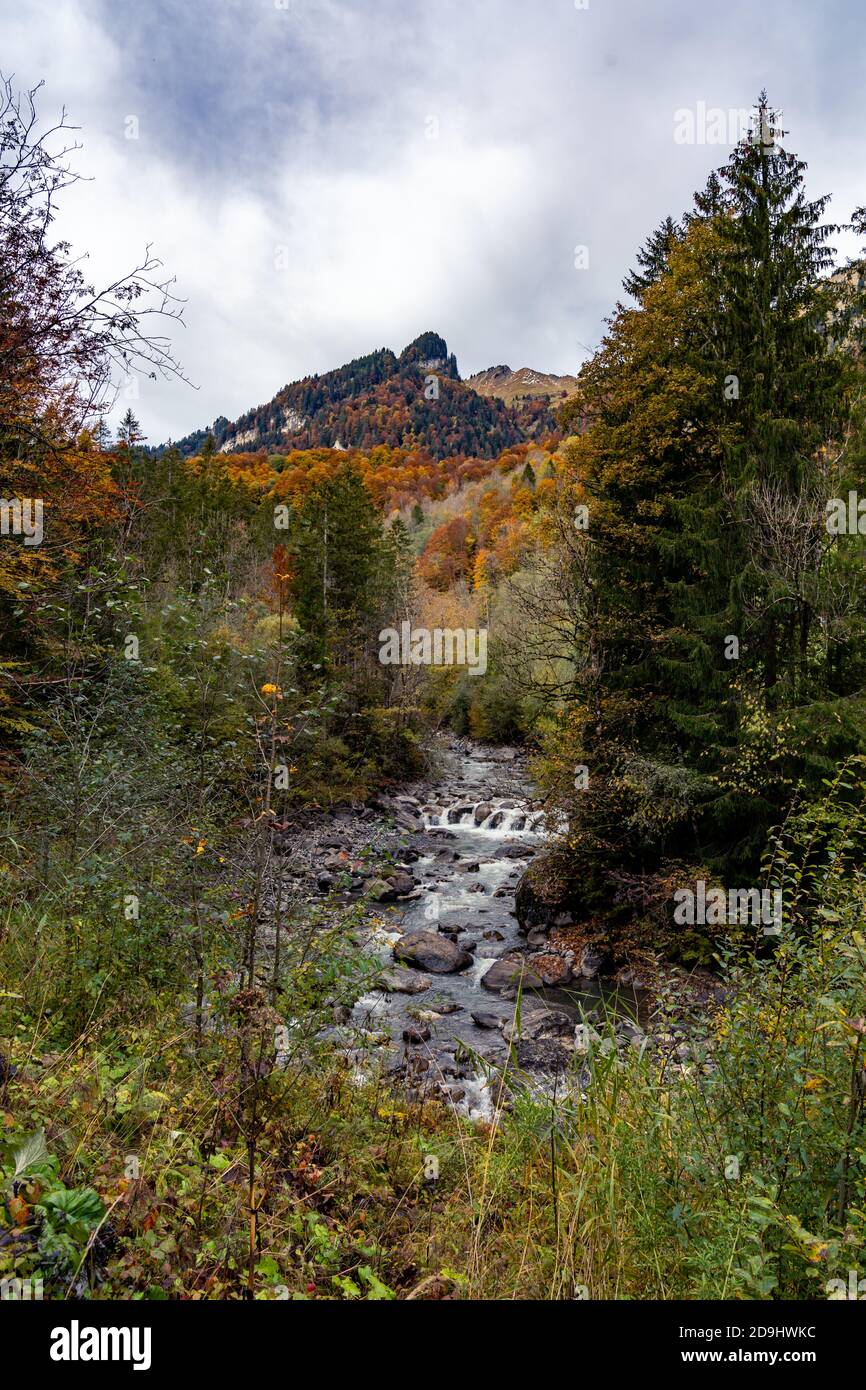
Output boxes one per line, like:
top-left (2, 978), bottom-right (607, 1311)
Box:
top-left (366, 878), bottom-right (397, 902)
top-left (513, 1039), bottom-right (571, 1074)
top-left (502, 1007), bottom-right (574, 1044)
top-left (480, 954), bottom-right (545, 992)
top-left (529, 953), bottom-right (573, 987)
top-left (393, 931), bottom-right (472, 974)
top-left (402, 1024), bottom-right (432, 1044)
top-left (379, 966), bottom-right (432, 995)
top-left (387, 869), bottom-right (417, 896)
top-left (471, 1009), bottom-right (505, 1030)
top-left (365, 870), bottom-right (417, 901)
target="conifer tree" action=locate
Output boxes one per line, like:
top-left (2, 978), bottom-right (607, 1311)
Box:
top-left (289, 464), bottom-right (382, 678)
top-left (622, 215), bottom-right (684, 299)
top-left (558, 95), bottom-right (866, 907)
top-left (667, 96), bottom-right (855, 739)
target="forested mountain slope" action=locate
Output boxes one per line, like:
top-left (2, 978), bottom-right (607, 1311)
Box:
top-left (167, 332), bottom-right (562, 460)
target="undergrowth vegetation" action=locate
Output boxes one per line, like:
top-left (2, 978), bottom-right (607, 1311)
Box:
top-left (3, 768), bottom-right (864, 1299)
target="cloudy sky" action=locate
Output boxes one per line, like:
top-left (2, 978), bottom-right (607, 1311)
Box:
top-left (3, 0), bottom-right (865, 444)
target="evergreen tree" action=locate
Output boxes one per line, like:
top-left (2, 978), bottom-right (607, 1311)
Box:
top-left (559, 94), bottom-right (866, 913)
top-left (687, 169), bottom-right (728, 223)
top-left (117, 407), bottom-right (144, 447)
top-left (289, 464), bottom-right (382, 679)
top-left (622, 215), bottom-right (683, 299)
top-left (666, 95), bottom-right (856, 755)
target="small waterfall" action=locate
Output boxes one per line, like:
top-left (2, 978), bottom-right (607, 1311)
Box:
top-left (422, 798), bottom-right (544, 836)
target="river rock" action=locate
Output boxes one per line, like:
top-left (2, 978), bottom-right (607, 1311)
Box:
top-left (529, 953), bottom-right (573, 987)
top-left (514, 1039), bottom-right (570, 1073)
top-left (514, 851), bottom-right (581, 933)
top-left (379, 966), bottom-right (432, 995)
top-left (428, 997), bottom-right (461, 1015)
top-left (366, 878), bottom-right (397, 901)
top-left (577, 943), bottom-right (611, 979)
top-left (574, 1022), bottom-right (602, 1053)
top-left (322, 852), bottom-right (351, 871)
top-left (402, 1024), bottom-right (431, 1044)
top-left (502, 1007), bottom-right (574, 1044)
top-left (386, 869), bottom-right (417, 896)
top-left (480, 955), bottom-right (545, 992)
top-left (615, 1018), bottom-right (646, 1047)
top-left (471, 1009), bottom-right (504, 1030)
top-left (393, 931), bottom-right (472, 974)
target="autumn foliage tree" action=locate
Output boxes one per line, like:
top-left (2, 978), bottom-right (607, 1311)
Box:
top-left (0, 75), bottom-right (186, 739)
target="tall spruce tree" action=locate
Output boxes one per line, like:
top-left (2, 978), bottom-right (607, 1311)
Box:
top-left (289, 464), bottom-right (382, 680)
top-left (653, 97), bottom-right (866, 875)
top-left (665, 97), bottom-right (856, 739)
top-left (558, 94), bottom-right (866, 923)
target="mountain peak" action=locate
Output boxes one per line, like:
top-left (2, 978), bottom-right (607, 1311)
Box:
top-left (398, 331), bottom-right (458, 378)
top-left (468, 364), bottom-right (579, 406)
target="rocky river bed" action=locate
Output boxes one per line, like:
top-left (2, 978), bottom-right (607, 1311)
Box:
top-left (267, 735), bottom-right (710, 1121)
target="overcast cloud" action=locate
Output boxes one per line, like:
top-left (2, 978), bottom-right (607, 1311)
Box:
top-left (2, 0), bottom-right (864, 444)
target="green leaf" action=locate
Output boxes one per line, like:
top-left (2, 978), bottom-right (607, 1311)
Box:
top-left (40, 1185), bottom-right (104, 1230)
top-left (357, 1265), bottom-right (395, 1300)
top-left (11, 1129), bottom-right (51, 1182)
